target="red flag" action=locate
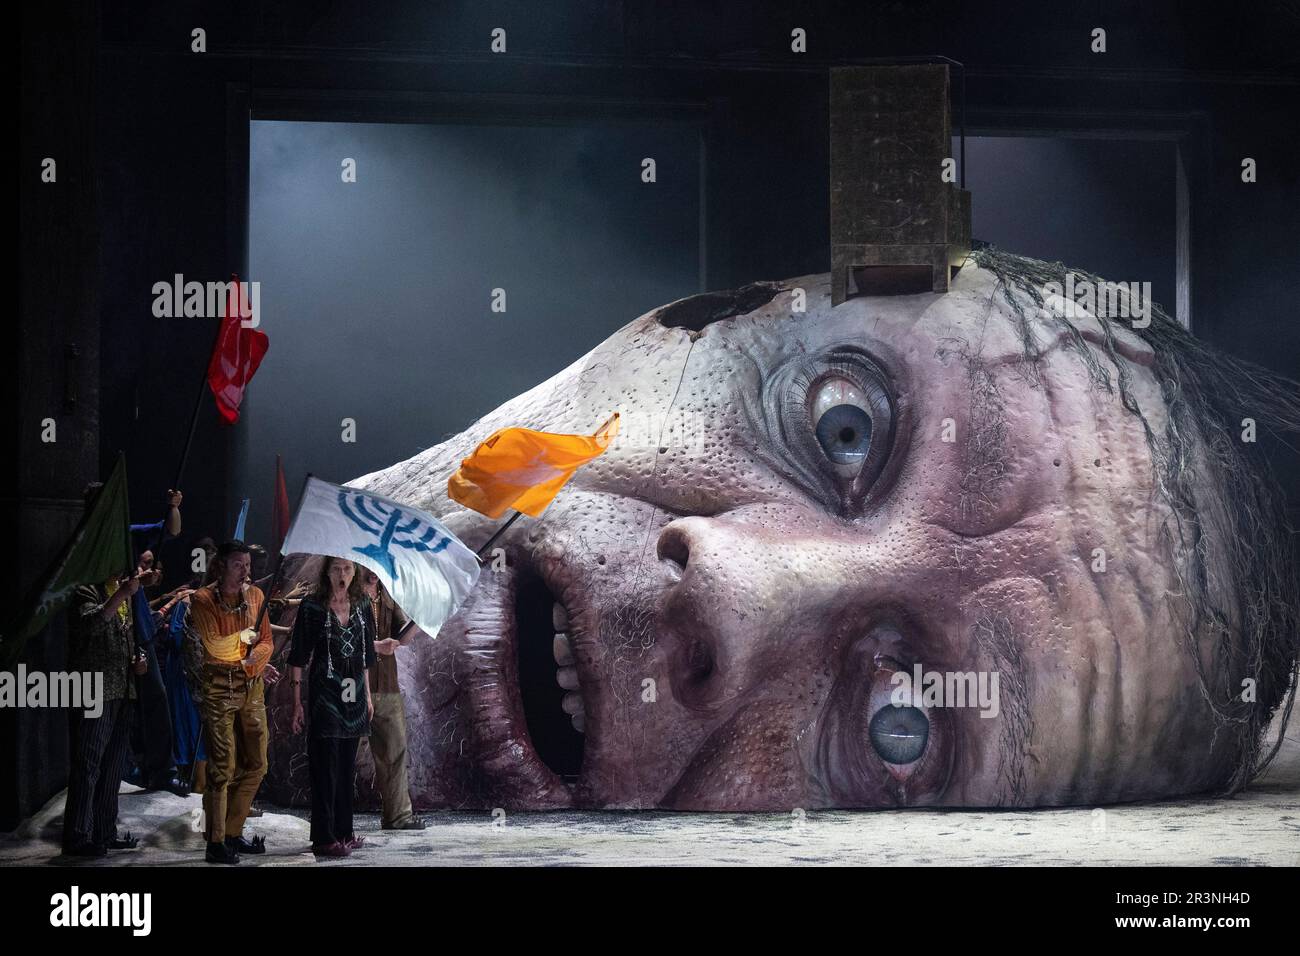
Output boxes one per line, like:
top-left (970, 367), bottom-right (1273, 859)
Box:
top-left (206, 276), bottom-right (269, 424)
top-left (271, 454), bottom-right (290, 556)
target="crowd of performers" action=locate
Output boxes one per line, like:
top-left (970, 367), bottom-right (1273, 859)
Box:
top-left (63, 485), bottom-right (424, 863)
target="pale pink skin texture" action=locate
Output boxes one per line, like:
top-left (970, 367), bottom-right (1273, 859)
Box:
top-left (267, 263), bottom-right (1240, 810)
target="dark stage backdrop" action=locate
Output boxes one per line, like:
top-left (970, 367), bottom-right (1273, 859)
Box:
top-left (242, 120), bottom-right (701, 546)
top-left (962, 136), bottom-right (1176, 314)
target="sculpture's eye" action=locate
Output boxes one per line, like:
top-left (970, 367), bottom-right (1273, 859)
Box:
top-left (812, 377), bottom-right (873, 465)
top-left (773, 348), bottom-right (898, 505)
top-left (868, 704), bottom-right (930, 765)
top-left (813, 646), bottom-right (954, 807)
top-left (803, 366), bottom-right (894, 486)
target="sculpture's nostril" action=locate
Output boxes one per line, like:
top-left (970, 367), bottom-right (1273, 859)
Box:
top-left (685, 637), bottom-right (714, 683)
top-left (657, 526), bottom-right (691, 574)
top-left (673, 634), bottom-right (718, 707)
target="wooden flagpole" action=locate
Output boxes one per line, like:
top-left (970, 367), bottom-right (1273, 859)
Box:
top-left (251, 471), bottom-right (314, 635)
top-left (146, 275), bottom-right (240, 560)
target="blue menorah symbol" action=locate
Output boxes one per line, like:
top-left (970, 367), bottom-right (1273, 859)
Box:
top-left (337, 489), bottom-right (452, 578)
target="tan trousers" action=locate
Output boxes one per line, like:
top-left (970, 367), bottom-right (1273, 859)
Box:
top-left (368, 692), bottom-right (415, 827)
top-left (199, 664), bottom-right (267, 843)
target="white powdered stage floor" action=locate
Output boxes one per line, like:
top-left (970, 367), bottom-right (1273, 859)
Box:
top-left (2, 780), bottom-right (1296, 866)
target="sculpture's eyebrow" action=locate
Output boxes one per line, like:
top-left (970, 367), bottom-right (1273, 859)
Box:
top-left (943, 307), bottom-right (1156, 530)
top-left (955, 352), bottom-right (1012, 526)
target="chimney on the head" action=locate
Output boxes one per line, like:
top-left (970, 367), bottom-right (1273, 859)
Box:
top-left (830, 64), bottom-right (972, 304)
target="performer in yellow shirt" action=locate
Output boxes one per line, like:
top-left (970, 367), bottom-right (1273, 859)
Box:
top-left (187, 540), bottom-right (277, 864)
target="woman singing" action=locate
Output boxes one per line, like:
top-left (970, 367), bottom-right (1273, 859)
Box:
top-left (288, 557), bottom-right (376, 858)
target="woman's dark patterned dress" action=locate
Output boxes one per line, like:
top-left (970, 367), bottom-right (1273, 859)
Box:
top-left (288, 597), bottom-right (377, 738)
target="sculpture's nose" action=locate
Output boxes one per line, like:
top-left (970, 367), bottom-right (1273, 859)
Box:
top-left (655, 515), bottom-right (811, 708)
top-left (654, 515), bottom-right (825, 808)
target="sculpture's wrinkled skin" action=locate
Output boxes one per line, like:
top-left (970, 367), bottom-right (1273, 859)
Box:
top-left (264, 260), bottom-right (1291, 810)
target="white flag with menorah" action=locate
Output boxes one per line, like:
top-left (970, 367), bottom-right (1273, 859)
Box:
top-left (281, 477), bottom-right (481, 638)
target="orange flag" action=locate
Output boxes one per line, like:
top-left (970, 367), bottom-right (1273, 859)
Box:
top-left (447, 414), bottom-right (620, 519)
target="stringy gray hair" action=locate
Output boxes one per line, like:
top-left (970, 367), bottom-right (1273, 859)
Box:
top-left (970, 246), bottom-right (1300, 794)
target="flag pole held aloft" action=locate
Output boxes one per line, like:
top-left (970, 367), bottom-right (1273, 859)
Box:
top-left (474, 511), bottom-right (524, 561)
top-left (148, 276), bottom-right (269, 561)
top-left (271, 453), bottom-right (290, 557)
top-left (251, 471), bottom-right (314, 638)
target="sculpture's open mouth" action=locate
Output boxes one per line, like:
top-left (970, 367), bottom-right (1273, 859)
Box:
top-left (512, 558), bottom-right (588, 781)
top-left (459, 548), bottom-right (592, 808)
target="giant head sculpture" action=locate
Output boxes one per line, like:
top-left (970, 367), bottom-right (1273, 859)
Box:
top-left (266, 248), bottom-right (1300, 810)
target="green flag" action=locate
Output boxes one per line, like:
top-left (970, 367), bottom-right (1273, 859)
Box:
top-left (2, 453), bottom-right (133, 665)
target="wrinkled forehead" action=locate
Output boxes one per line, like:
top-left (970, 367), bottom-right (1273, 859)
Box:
top-left (575, 263), bottom-right (1169, 503)
top-left (681, 267), bottom-right (1157, 403)
top-left (781, 271), bottom-right (1008, 358)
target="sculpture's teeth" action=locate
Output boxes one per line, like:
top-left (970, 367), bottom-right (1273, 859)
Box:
top-left (552, 632), bottom-right (575, 666)
top-left (548, 606), bottom-right (586, 733)
top-left (553, 632), bottom-right (587, 731)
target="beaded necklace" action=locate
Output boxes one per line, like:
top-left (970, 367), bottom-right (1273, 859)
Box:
top-left (213, 584), bottom-right (253, 645)
top-left (324, 600), bottom-right (366, 679)
top-left (216, 586), bottom-right (249, 615)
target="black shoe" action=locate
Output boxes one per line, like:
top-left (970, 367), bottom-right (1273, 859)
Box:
top-left (225, 834), bottom-right (265, 855)
top-left (384, 817), bottom-right (428, 831)
top-left (107, 831), bottom-right (139, 850)
top-left (205, 841), bottom-right (240, 865)
top-left (148, 774), bottom-right (191, 797)
top-left (64, 841), bottom-right (107, 858)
